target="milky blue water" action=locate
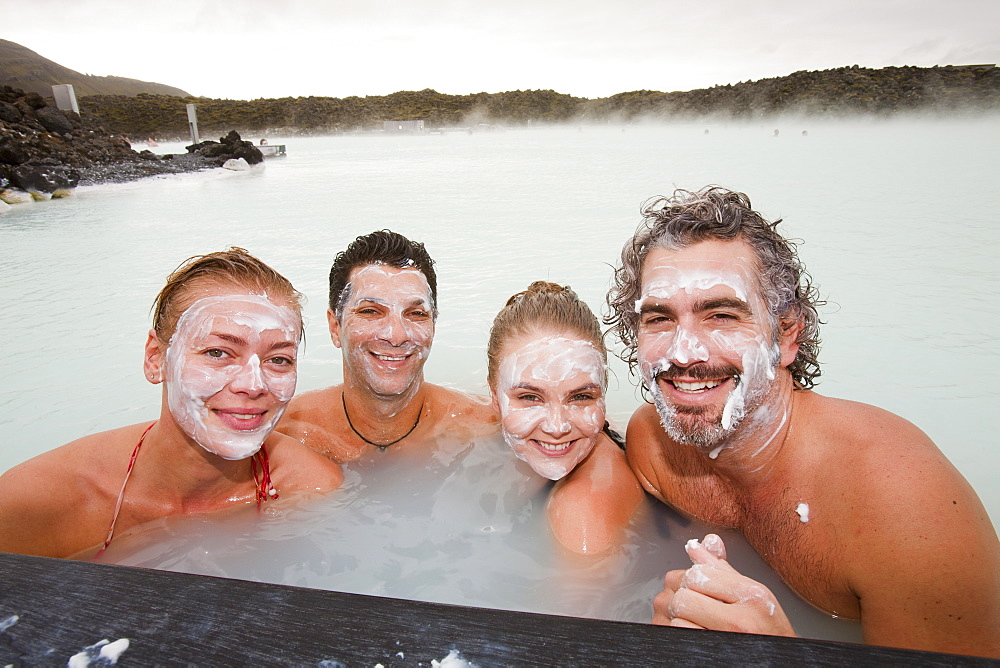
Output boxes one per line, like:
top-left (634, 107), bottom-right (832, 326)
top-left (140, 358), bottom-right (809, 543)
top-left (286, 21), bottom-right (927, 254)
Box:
top-left (2, 119), bottom-right (997, 643)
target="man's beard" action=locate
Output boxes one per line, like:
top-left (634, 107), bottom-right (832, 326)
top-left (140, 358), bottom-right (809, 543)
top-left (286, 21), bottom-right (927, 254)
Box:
top-left (649, 361), bottom-right (773, 452)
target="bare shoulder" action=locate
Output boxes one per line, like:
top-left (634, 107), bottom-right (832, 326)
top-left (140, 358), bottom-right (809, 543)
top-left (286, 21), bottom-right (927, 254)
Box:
top-left (0, 424), bottom-right (145, 557)
top-left (799, 392), bottom-right (969, 495)
top-left (624, 402), bottom-right (694, 501)
top-left (266, 432), bottom-right (344, 493)
top-left (425, 383), bottom-right (499, 435)
top-left (798, 392), bottom-right (1000, 655)
top-left (277, 386), bottom-right (351, 459)
top-left (427, 384), bottom-right (496, 420)
top-left (799, 392), bottom-right (988, 530)
top-left (548, 436), bottom-right (644, 555)
top-left (283, 386), bottom-right (340, 426)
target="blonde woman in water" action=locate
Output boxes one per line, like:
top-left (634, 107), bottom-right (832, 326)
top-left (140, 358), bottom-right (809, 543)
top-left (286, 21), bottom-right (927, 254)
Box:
top-left (0, 248), bottom-right (342, 559)
top-left (487, 281), bottom-right (642, 554)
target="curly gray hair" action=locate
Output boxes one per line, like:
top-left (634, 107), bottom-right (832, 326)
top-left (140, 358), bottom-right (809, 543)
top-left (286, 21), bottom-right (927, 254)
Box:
top-left (605, 186), bottom-right (823, 389)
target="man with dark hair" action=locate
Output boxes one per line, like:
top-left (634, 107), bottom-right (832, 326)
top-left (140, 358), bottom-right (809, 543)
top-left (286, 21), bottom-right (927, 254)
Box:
top-left (280, 230), bottom-right (495, 461)
top-left (607, 187), bottom-right (1000, 657)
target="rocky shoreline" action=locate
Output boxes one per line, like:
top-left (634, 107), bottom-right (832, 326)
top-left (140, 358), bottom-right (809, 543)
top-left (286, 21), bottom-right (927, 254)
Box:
top-left (1, 84), bottom-right (264, 212)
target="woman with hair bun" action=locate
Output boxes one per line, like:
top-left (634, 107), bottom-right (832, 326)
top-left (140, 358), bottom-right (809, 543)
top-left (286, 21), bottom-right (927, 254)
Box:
top-left (488, 281), bottom-right (642, 554)
top-left (0, 248), bottom-right (343, 559)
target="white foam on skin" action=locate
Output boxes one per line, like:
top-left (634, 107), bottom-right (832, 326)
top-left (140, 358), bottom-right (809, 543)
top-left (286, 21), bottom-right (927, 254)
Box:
top-left (165, 294), bottom-right (300, 460)
top-left (496, 336), bottom-right (606, 480)
top-left (796, 502), bottom-right (810, 523)
top-left (636, 262), bottom-right (781, 458)
top-left (337, 264), bottom-right (434, 400)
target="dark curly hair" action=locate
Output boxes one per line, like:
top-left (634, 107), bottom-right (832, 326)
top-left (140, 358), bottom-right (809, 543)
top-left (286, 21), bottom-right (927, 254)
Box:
top-left (605, 186), bottom-right (823, 389)
top-left (328, 230), bottom-right (438, 321)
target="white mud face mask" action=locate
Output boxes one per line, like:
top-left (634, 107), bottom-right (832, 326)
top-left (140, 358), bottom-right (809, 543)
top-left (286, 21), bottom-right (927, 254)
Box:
top-left (636, 258), bottom-right (781, 454)
top-left (337, 264), bottom-right (435, 399)
top-left (164, 294), bottom-right (300, 460)
top-left (496, 336), bottom-right (607, 480)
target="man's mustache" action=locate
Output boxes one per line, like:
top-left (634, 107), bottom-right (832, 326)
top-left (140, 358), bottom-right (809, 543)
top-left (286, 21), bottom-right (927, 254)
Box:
top-left (658, 363), bottom-right (741, 382)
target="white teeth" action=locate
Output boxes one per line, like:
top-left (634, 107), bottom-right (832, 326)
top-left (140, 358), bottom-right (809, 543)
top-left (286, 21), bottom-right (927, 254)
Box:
top-left (375, 354), bottom-right (407, 361)
top-left (232, 413), bottom-right (259, 420)
top-left (536, 441), bottom-right (571, 452)
top-left (672, 379), bottom-right (724, 393)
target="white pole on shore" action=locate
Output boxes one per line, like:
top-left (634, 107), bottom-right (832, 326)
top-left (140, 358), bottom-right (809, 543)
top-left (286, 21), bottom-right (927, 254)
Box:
top-left (186, 104), bottom-right (200, 144)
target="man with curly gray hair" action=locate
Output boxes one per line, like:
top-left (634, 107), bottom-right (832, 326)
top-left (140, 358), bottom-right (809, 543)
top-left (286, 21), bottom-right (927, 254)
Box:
top-left (607, 186), bottom-right (999, 657)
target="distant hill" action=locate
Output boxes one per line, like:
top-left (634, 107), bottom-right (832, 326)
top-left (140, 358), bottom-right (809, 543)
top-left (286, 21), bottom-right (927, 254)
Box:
top-left (0, 39), bottom-right (190, 98)
top-left (80, 64), bottom-right (1000, 140)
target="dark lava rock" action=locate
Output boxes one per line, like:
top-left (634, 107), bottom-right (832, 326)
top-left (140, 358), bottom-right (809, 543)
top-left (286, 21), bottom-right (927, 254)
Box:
top-left (0, 101), bottom-right (21, 123)
top-left (35, 106), bottom-right (75, 135)
top-left (187, 130), bottom-right (263, 166)
top-left (0, 84), bottom-right (221, 192)
top-left (11, 164), bottom-right (80, 192)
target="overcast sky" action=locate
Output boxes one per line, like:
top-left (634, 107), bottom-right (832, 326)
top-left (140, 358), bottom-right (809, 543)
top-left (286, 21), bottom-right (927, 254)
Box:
top-left (4, 0), bottom-right (999, 100)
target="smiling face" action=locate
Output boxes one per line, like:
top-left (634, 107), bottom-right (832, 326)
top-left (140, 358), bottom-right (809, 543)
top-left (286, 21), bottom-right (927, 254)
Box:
top-left (492, 333), bottom-right (607, 480)
top-left (636, 239), bottom-right (796, 453)
top-left (161, 291), bottom-right (300, 460)
top-left (330, 263), bottom-right (435, 399)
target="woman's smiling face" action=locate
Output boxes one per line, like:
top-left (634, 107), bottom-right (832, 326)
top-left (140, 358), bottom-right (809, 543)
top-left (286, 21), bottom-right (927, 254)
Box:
top-left (492, 332), bottom-right (607, 480)
top-left (163, 290), bottom-right (300, 460)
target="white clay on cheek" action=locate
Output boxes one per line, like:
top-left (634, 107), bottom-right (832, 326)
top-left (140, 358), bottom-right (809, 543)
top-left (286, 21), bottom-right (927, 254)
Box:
top-left (496, 337), bottom-right (606, 480)
top-left (165, 294), bottom-right (300, 460)
top-left (707, 329), bottom-right (779, 434)
top-left (636, 263), bottom-right (752, 383)
top-left (637, 259), bottom-right (783, 454)
top-left (342, 264), bottom-right (434, 351)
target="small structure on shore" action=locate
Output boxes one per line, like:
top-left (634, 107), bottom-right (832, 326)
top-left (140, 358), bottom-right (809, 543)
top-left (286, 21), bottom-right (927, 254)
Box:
top-left (259, 144), bottom-right (286, 158)
top-left (383, 119), bottom-right (425, 133)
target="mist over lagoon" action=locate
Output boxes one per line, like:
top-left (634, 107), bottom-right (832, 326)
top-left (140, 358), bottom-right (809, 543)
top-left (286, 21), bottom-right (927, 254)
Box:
top-left (0, 118), bottom-right (996, 641)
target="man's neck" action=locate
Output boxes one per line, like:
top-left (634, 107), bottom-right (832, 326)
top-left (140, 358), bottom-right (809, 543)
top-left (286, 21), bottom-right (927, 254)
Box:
top-left (341, 379), bottom-right (427, 447)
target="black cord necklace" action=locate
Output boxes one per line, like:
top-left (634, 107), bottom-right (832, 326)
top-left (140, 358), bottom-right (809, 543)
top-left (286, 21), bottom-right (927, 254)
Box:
top-left (342, 392), bottom-right (423, 451)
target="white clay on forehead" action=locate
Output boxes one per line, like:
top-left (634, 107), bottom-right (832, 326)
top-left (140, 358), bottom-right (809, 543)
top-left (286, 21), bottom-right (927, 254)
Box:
top-left (635, 262), bottom-right (752, 313)
top-left (173, 294), bottom-right (300, 344)
top-left (344, 264), bottom-right (434, 312)
top-left (341, 264), bottom-right (435, 355)
top-left (165, 294), bottom-right (300, 460)
top-left (498, 336), bottom-right (607, 389)
top-left (496, 336), bottom-right (607, 480)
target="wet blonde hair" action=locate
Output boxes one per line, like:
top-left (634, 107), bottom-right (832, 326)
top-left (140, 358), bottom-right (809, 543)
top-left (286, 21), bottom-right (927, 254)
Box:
top-left (487, 281), bottom-right (606, 389)
top-left (151, 247), bottom-right (303, 343)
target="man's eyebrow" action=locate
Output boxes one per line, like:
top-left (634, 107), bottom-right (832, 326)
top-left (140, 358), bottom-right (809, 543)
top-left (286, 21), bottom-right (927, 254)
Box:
top-left (638, 302), bottom-right (675, 316)
top-left (695, 297), bottom-right (754, 315)
top-left (354, 297), bottom-right (388, 306)
top-left (355, 296), bottom-right (429, 307)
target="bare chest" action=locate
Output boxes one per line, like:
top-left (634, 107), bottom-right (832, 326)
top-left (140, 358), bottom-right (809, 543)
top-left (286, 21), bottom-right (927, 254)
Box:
top-left (656, 471), bottom-right (860, 618)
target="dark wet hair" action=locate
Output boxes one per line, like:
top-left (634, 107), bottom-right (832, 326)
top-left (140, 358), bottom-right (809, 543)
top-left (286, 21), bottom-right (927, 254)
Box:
top-left (487, 281), bottom-right (606, 389)
top-left (605, 186), bottom-right (823, 389)
top-left (328, 230), bottom-right (438, 321)
top-left (151, 247), bottom-right (302, 343)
